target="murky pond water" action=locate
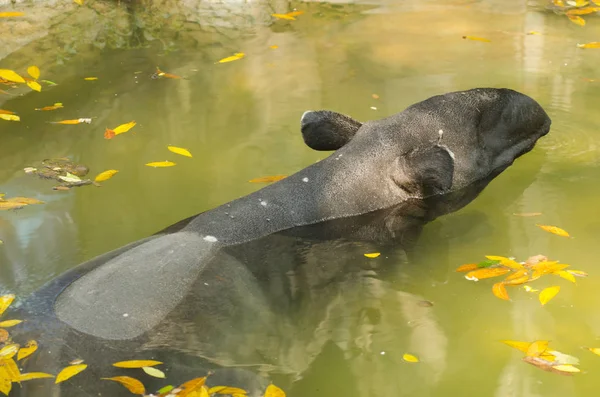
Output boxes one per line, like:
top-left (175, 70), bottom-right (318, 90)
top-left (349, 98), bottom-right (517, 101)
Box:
top-left (2, 0), bottom-right (600, 396)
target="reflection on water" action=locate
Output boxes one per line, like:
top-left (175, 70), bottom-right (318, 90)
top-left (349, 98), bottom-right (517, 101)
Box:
top-left (1, 0), bottom-right (600, 396)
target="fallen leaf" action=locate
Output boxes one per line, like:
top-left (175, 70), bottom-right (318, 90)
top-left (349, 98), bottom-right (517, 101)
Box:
top-left (1, 358), bottom-right (20, 382)
top-left (502, 340), bottom-right (532, 353)
top-left (476, 259), bottom-right (501, 268)
top-left (503, 268), bottom-right (530, 285)
top-left (0, 114), bottom-right (20, 121)
top-left (145, 161), bottom-right (176, 168)
top-left (17, 340), bottom-right (38, 361)
top-left (567, 6), bottom-right (600, 15)
top-left (83, 77), bottom-right (97, 81)
top-left (548, 350), bottom-right (580, 365)
top-left (0, 295), bottom-right (15, 316)
top-left (269, 45), bottom-right (279, 49)
top-left (364, 252), bottom-right (380, 258)
top-left (567, 15), bottom-right (586, 26)
top-left (0, 109), bottom-right (15, 115)
top-left (0, 320), bottom-right (22, 328)
top-left (58, 172), bottom-right (82, 183)
top-left (69, 359), bottom-right (84, 365)
top-left (35, 103), bottom-right (63, 111)
top-left (27, 66), bottom-right (40, 80)
top-left (94, 170), bottom-right (119, 182)
top-left (465, 267), bottom-right (510, 281)
top-left (492, 282), bottom-right (510, 300)
top-left (74, 0), bottom-right (84, 4)
top-left (462, 35), bottom-right (491, 42)
top-left (0, 202), bottom-right (27, 210)
top-left (5, 197), bottom-right (44, 205)
top-left (167, 146), bottom-right (193, 158)
top-left (539, 286), bottom-right (560, 306)
top-left (577, 42), bottom-right (600, 48)
top-left (157, 385), bottom-right (174, 394)
top-left (555, 270), bottom-right (576, 283)
top-left (248, 175), bottom-right (287, 183)
top-left (0, 69), bottom-right (25, 83)
top-left (264, 384), bottom-right (286, 397)
top-left (0, 367), bottom-right (10, 395)
top-left (485, 255), bottom-right (523, 269)
top-left (142, 366), bottom-right (165, 378)
top-left (19, 372), bottom-right (54, 381)
top-left (50, 118), bottom-right (92, 125)
top-left (287, 10), bottom-right (304, 17)
top-left (567, 270), bottom-right (588, 278)
top-left (553, 364), bottom-right (581, 373)
top-left (218, 53), bottom-right (245, 63)
top-left (113, 121), bottom-right (136, 135)
top-left (177, 377), bottom-right (207, 397)
top-left (523, 356), bottom-right (574, 375)
top-left (536, 224), bottom-right (570, 237)
top-left (0, 344), bottom-right (19, 359)
top-left (586, 347), bottom-right (600, 356)
top-left (113, 360), bottom-right (163, 368)
top-left (55, 364), bottom-right (87, 384)
top-left (527, 340), bottom-right (549, 357)
top-left (0, 329), bottom-right (8, 343)
top-left (40, 79), bottom-right (58, 86)
top-left (272, 13), bottom-right (296, 20)
top-left (208, 386), bottom-right (248, 395)
top-left (402, 353), bottom-right (419, 363)
top-left (0, 12), bottom-right (25, 18)
top-left (102, 376), bottom-right (145, 394)
top-left (513, 212), bottom-right (542, 217)
top-left (455, 263), bottom-right (479, 272)
top-left (28, 80), bottom-right (43, 93)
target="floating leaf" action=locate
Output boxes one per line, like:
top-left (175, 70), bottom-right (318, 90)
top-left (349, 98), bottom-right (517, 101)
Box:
top-left (402, 353), bottom-right (419, 363)
top-left (503, 269), bottom-right (530, 285)
top-left (55, 364), bottom-right (87, 384)
top-left (40, 80), bottom-right (57, 86)
top-left (1, 358), bottom-right (20, 382)
top-left (555, 270), bottom-right (576, 283)
top-left (27, 80), bottom-right (41, 92)
top-left (462, 35), bottom-right (491, 42)
top-left (142, 366), bottom-right (165, 378)
top-left (586, 347), bottom-right (600, 356)
top-left (536, 224), bottom-right (570, 237)
top-left (27, 66), bottom-right (40, 80)
top-left (17, 340), bottom-right (38, 361)
top-left (486, 255), bottom-right (523, 269)
top-left (0, 329), bottom-right (8, 343)
top-left (465, 267), bottom-right (510, 281)
top-left (567, 15), bottom-right (586, 26)
top-left (0, 109), bottom-right (15, 115)
top-left (248, 175), bottom-right (287, 183)
top-left (102, 376), bottom-right (145, 394)
top-left (539, 286), bottom-right (560, 306)
top-left (0, 344), bottom-right (19, 359)
top-left (0, 295), bottom-right (15, 316)
top-left (69, 359), bottom-right (84, 365)
top-left (4, 197), bottom-right (44, 205)
top-left (577, 42), bottom-right (600, 48)
top-left (50, 118), bottom-right (91, 125)
top-left (527, 340), bottom-right (549, 357)
top-left (167, 146), bottom-right (193, 158)
top-left (567, 270), bottom-right (588, 278)
top-left (19, 372), bottom-right (54, 381)
top-left (208, 386), bottom-right (248, 395)
top-left (0, 366), bottom-right (10, 396)
top-left (0, 114), bottom-right (19, 121)
top-left (35, 103), bottom-right (63, 111)
top-left (502, 340), bottom-right (532, 353)
top-left (83, 77), bottom-right (97, 81)
top-left (548, 350), bottom-right (580, 365)
top-left (526, 31), bottom-right (541, 35)
top-left (286, 10), bottom-right (304, 17)
top-left (492, 282), bottom-right (510, 301)
top-left (145, 161), bottom-right (176, 168)
top-left (58, 172), bottom-right (82, 183)
top-left (218, 53), bottom-right (245, 63)
top-left (364, 252), bottom-right (380, 258)
top-left (0, 12), bottom-right (25, 18)
top-left (552, 364), bottom-right (580, 373)
top-left (113, 360), bottom-right (162, 368)
top-left (272, 13), bottom-right (296, 20)
top-left (94, 170), bottom-right (119, 182)
top-left (269, 45), bottom-right (279, 49)
top-left (455, 263), bottom-right (479, 272)
top-left (0, 202), bottom-right (27, 211)
top-left (177, 377), bottom-right (207, 397)
top-left (264, 384), bottom-right (286, 397)
top-left (157, 385), bottom-right (174, 394)
top-left (567, 6), bottom-right (600, 15)
top-left (476, 259), bottom-right (500, 268)
top-left (0, 69), bottom-right (25, 83)
top-left (0, 320), bottom-right (22, 328)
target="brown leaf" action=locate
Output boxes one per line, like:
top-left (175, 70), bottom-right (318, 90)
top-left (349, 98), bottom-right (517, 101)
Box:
top-left (492, 282), bottom-right (510, 301)
top-left (455, 263), bottom-right (479, 272)
top-left (536, 224), bottom-right (570, 237)
top-left (102, 376), bottom-right (145, 394)
top-left (177, 377), bottom-right (207, 397)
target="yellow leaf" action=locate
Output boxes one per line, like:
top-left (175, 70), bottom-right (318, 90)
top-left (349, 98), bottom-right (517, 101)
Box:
top-left (84, 77), bottom-right (97, 81)
top-left (567, 270), bottom-right (588, 278)
top-left (102, 376), bottom-right (145, 394)
top-left (264, 384), bottom-right (286, 397)
top-left (0, 12), bottom-right (25, 18)
top-left (0, 69), bottom-right (25, 83)
top-left (455, 263), bottom-right (479, 272)
top-left (19, 372), bottom-right (54, 381)
top-left (177, 377), bottom-right (207, 397)
top-left (0, 366), bottom-right (11, 396)
top-left (526, 340), bottom-right (549, 357)
top-left (94, 170), bottom-right (119, 182)
top-left (0, 329), bottom-right (8, 343)
top-left (208, 386), bottom-right (248, 395)
top-left (74, 0), bottom-right (84, 4)
top-left (0, 320), bottom-right (22, 328)
top-left (577, 42), bottom-right (600, 48)
top-left (586, 347), bottom-right (600, 356)
top-left (0, 114), bottom-right (20, 121)
top-left (17, 340), bottom-right (38, 361)
top-left (0, 109), bottom-right (15, 115)
top-left (0, 201), bottom-right (27, 210)
top-left (112, 359), bottom-right (162, 368)
top-left (218, 53), bottom-right (245, 63)
top-left (50, 119), bottom-right (86, 125)
top-left (142, 366), bottom-right (165, 378)
top-left (271, 13), bottom-right (296, 20)
top-left (1, 358), bottom-right (20, 382)
top-left (555, 270), bottom-right (576, 283)
top-left (536, 224), bottom-right (570, 237)
top-left (55, 364), bottom-right (87, 383)
top-left (567, 6), bottom-right (600, 15)
top-left (552, 364), bottom-right (580, 373)
top-left (145, 161), bottom-right (176, 168)
top-left (286, 11), bottom-right (304, 17)
top-left (501, 340), bottom-right (532, 353)
top-left (113, 121), bottom-right (136, 135)
top-left (269, 45), bottom-right (279, 49)
top-left (402, 353), bottom-right (419, 363)
top-left (0, 295), bottom-right (15, 317)
top-left (539, 286), bottom-right (560, 306)
top-left (492, 282), bottom-right (510, 301)
top-left (462, 35), bottom-right (491, 42)
top-left (503, 269), bottom-right (531, 285)
top-left (526, 31), bottom-right (541, 35)
top-left (567, 15), bottom-right (586, 26)
top-left (27, 66), bottom-right (40, 80)
top-left (35, 103), bottom-right (63, 111)
top-left (248, 175), bottom-right (287, 183)
top-left (485, 255), bottom-right (523, 269)
top-left (0, 344), bottom-right (19, 359)
top-left (465, 267), bottom-right (510, 281)
top-left (364, 252), bottom-right (381, 258)
top-left (167, 145), bottom-right (193, 158)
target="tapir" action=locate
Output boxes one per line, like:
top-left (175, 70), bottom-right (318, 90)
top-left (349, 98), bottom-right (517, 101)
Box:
top-left (6, 88), bottom-right (550, 396)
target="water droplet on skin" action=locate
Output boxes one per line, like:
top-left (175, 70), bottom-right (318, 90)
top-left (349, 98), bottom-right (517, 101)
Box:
top-left (302, 177), bottom-right (309, 182)
top-left (266, 218), bottom-right (271, 222)
top-left (224, 212), bottom-right (229, 215)
top-left (123, 313), bottom-right (129, 317)
top-left (203, 235), bottom-right (218, 242)
top-left (229, 215), bottom-right (235, 219)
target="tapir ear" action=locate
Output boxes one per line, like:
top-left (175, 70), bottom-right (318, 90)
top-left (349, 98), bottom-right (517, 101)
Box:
top-left (300, 110), bottom-right (362, 151)
top-left (395, 145), bottom-right (455, 197)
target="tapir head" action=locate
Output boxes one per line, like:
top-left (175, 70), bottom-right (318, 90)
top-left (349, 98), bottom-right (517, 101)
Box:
top-left (301, 88), bottom-right (550, 199)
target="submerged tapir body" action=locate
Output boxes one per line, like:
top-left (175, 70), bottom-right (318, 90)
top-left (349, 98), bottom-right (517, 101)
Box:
top-left (8, 88), bottom-right (550, 396)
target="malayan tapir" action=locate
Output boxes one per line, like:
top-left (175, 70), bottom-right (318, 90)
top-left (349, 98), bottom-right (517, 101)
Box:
top-left (5, 88), bottom-right (550, 397)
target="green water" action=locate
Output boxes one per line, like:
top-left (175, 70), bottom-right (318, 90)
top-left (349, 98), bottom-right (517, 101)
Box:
top-left (1, 0), bottom-right (600, 396)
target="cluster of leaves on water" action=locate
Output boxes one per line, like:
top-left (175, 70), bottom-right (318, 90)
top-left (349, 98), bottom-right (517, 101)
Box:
top-left (502, 340), bottom-right (582, 375)
top-left (550, 0), bottom-right (600, 27)
top-left (0, 294), bottom-right (287, 396)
